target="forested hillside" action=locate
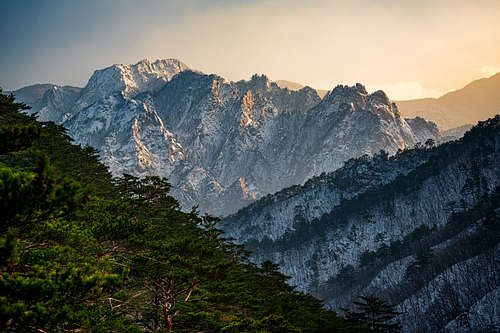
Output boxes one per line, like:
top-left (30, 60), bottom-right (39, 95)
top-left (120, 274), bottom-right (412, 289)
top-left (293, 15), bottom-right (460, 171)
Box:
top-left (0, 90), bottom-right (364, 332)
top-left (224, 115), bottom-right (500, 331)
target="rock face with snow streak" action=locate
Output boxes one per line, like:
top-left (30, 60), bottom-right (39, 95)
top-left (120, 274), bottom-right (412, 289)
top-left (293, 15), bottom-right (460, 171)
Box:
top-left (223, 147), bottom-right (435, 244)
top-left (19, 84), bottom-right (82, 123)
top-left (223, 116), bottom-right (500, 332)
top-left (15, 59), bottom-right (439, 216)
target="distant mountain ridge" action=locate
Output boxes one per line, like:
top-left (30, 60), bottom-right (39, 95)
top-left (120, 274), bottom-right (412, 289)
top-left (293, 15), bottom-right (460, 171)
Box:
top-left (13, 83), bottom-right (78, 104)
top-left (15, 59), bottom-right (439, 216)
top-left (275, 80), bottom-right (328, 98)
top-left (397, 72), bottom-right (500, 130)
top-left (277, 73), bottom-right (500, 131)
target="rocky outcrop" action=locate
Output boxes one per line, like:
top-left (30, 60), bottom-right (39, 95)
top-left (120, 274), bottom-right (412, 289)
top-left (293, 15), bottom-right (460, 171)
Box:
top-left (15, 59), bottom-right (440, 217)
top-left (406, 116), bottom-right (440, 144)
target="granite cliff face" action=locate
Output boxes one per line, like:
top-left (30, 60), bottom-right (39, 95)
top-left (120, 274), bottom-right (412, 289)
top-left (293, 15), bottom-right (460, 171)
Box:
top-left (223, 117), bottom-right (500, 332)
top-left (16, 59), bottom-right (439, 216)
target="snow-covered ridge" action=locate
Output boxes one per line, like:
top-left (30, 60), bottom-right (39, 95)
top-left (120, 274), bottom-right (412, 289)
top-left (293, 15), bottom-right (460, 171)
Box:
top-left (235, 117), bottom-right (499, 285)
top-left (75, 58), bottom-right (189, 111)
top-left (223, 147), bottom-right (435, 243)
top-left (224, 116), bottom-right (500, 332)
top-left (15, 59), bottom-right (440, 217)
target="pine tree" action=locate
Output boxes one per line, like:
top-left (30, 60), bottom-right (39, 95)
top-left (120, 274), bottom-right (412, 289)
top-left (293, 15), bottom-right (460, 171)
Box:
top-left (0, 88), bottom-right (349, 332)
top-left (0, 89), bottom-right (127, 332)
top-left (342, 294), bottom-right (401, 332)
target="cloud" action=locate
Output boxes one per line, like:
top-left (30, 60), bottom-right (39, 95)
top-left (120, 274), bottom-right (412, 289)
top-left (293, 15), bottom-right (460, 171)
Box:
top-left (479, 66), bottom-right (500, 77)
top-left (366, 82), bottom-right (446, 101)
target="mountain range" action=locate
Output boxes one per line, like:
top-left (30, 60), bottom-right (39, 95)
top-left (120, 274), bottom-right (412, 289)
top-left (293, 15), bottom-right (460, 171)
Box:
top-left (10, 59), bottom-right (500, 332)
top-left (396, 73), bottom-right (500, 130)
top-left (223, 116), bottom-right (500, 331)
top-left (14, 59), bottom-right (439, 217)
top-left (274, 72), bottom-right (500, 131)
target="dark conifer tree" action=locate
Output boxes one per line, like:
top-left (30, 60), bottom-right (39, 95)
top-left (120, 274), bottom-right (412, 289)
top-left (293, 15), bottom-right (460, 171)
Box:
top-left (1, 88), bottom-right (348, 332)
top-left (342, 294), bottom-right (401, 332)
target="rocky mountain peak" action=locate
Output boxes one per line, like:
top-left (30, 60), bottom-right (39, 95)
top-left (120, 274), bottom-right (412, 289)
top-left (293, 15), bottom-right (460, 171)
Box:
top-left (15, 59), bottom-right (441, 217)
top-left (111, 58), bottom-right (188, 94)
top-left (355, 82), bottom-right (368, 94)
top-left (323, 83), bottom-right (369, 108)
top-left (134, 58), bottom-right (187, 72)
top-left (246, 74), bottom-right (273, 91)
top-left (368, 89), bottom-right (390, 106)
top-left (12, 84), bottom-right (57, 104)
top-left (317, 84), bottom-right (406, 122)
top-left (73, 58), bottom-right (188, 115)
top-left (328, 83), bottom-right (368, 97)
top-left (295, 86), bottom-right (321, 104)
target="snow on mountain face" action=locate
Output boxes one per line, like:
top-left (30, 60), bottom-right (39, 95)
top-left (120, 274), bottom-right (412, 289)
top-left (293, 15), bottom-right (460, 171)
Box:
top-left (223, 148), bottom-right (435, 244)
top-left (405, 116), bottom-right (440, 144)
top-left (13, 59), bottom-right (497, 331)
top-left (17, 85), bottom-right (82, 123)
top-left (223, 117), bottom-right (500, 332)
top-left (15, 59), bottom-right (439, 217)
top-left (151, 75), bottom-right (439, 216)
top-left (75, 59), bottom-right (188, 111)
top-left (12, 84), bottom-right (59, 104)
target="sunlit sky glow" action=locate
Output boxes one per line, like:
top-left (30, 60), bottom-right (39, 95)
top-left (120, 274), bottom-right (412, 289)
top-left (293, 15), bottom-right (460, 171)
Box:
top-left (1, 0), bottom-right (499, 100)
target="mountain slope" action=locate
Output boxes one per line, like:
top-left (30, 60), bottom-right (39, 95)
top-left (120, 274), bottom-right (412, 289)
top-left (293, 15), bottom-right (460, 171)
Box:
top-left (223, 116), bottom-right (500, 332)
top-left (398, 72), bottom-right (500, 130)
top-left (13, 83), bottom-right (62, 104)
top-left (14, 84), bottom-right (82, 123)
top-left (15, 59), bottom-right (439, 217)
top-left (0, 89), bottom-right (350, 333)
top-left (440, 124), bottom-right (474, 142)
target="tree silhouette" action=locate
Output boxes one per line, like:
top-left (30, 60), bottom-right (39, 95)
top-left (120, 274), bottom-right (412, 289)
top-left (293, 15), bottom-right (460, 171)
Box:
top-left (342, 294), bottom-right (401, 332)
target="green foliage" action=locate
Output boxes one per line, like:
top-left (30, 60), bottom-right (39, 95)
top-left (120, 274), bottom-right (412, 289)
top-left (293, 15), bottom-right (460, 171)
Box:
top-left (0, 90), bottom-right (349, 331)
top-left (0, 123), bottom-right (40, 154)
top-left (0, 154), bottom-right (84, 231)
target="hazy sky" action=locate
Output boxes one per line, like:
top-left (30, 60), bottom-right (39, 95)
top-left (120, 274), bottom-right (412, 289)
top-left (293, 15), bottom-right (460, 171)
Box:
top-left (1, 0), bottom-right (499, 99)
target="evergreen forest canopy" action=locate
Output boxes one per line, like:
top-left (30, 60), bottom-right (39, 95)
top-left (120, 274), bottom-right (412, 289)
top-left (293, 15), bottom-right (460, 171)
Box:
top-left (0, 90), bottom-right (404, 332)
